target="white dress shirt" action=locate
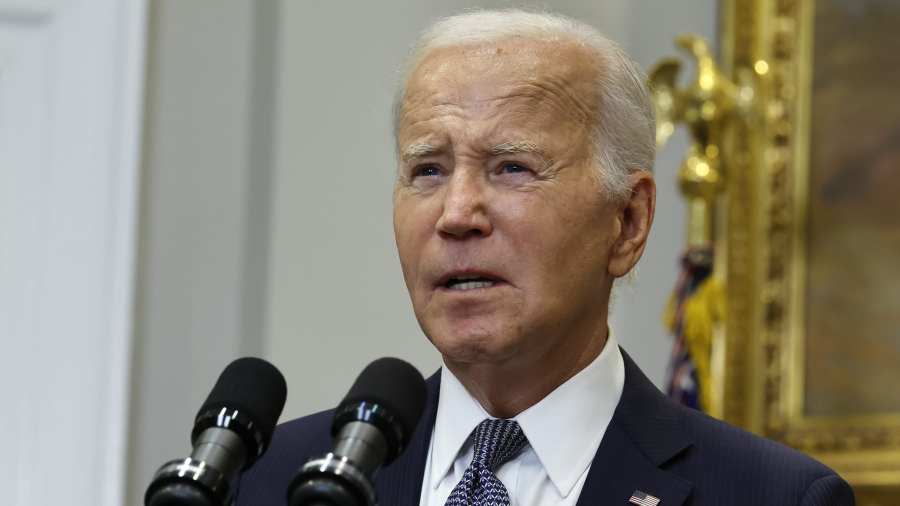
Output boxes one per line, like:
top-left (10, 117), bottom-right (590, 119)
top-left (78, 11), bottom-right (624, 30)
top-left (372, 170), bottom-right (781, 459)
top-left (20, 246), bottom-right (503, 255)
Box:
top-left (419, 332), bottom-right (625, 506)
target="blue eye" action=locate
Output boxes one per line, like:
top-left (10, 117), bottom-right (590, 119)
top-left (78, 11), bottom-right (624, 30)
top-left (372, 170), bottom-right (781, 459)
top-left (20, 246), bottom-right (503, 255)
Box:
top-left (499, 162), bottom-right (530, 174)
top-left (413, 165), bottom-right (442, 178)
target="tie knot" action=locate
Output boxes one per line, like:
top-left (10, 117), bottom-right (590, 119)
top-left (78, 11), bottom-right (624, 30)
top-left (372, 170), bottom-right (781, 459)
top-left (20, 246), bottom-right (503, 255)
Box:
top-left (471, 418), bottom-right (528, 471)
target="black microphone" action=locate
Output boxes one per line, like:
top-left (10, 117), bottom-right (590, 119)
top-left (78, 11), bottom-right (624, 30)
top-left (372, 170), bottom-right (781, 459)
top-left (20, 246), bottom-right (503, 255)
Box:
top-left (145, 357), bottom-right (288, 506)
top-left (287, 357), bottom-right (427, 506)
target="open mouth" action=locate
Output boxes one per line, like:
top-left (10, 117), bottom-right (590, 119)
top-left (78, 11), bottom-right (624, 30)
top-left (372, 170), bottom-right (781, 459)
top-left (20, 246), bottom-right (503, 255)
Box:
top-left (439, 273), bottom-right (504, 291)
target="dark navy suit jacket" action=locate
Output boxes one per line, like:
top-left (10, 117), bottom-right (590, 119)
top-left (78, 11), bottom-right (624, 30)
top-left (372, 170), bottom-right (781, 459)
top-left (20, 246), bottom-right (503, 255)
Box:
top-left (237, 350), bottom-right (855, 505)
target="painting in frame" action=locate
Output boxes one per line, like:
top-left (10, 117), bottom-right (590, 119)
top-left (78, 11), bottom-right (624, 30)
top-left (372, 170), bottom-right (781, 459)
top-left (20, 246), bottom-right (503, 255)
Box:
top-left (717, 0), bottom-right (900, 503)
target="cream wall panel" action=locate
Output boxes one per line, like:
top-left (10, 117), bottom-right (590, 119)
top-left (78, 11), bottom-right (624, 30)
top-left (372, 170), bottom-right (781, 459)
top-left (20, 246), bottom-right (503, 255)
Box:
top-left (0, 0), bottom-right (146, 504)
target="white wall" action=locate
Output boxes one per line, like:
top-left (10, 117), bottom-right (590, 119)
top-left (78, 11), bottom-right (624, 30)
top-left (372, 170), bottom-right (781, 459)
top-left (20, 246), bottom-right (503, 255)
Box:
top-left (0, 1), bottom-right (146, 505)
top-left (127, 1), bottom-right (278, 502)
top-left (265, 0), bottom-right (718, 421)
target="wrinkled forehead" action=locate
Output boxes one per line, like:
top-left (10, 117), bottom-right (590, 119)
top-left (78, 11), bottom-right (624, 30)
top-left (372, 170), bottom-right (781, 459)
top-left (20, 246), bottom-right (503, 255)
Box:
top-left (398, 38), bottom-right (601, 129)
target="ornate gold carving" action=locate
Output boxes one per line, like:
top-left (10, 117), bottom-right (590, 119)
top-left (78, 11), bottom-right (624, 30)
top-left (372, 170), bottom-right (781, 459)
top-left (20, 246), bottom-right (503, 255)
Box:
top-left (759, 0), bottom-right (798, 441)
top-left (717, 0), bottom-right (762, 431)
top-left (649, 35), bottom-right (753, 249)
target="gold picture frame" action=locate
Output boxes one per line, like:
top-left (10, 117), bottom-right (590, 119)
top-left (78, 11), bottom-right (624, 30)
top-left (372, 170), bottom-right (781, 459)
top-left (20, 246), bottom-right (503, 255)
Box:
top-left (717, 0), bottom-right (900, 503)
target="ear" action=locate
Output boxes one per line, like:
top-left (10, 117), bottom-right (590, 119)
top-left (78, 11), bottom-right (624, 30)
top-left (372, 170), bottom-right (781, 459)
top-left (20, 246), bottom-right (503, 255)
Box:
top-left (608, 170), bottom-right (656, 278)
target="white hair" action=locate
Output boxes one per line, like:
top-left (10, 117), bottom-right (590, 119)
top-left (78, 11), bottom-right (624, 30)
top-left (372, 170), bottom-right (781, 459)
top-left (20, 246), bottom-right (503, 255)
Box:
top-left (393, 9), bottom-right (656, 200)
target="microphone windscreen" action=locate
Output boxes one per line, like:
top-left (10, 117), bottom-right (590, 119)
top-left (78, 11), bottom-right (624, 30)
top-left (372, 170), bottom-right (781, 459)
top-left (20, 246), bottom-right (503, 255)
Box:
top-left (197, 357), bottom-right (287, 447)
top-left (338, 357), bottom-right (426, 446)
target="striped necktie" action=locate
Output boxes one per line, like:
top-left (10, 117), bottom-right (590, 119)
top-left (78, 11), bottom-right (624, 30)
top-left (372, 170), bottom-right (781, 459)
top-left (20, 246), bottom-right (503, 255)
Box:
top-left (444, 418), bottom-right (529, 506)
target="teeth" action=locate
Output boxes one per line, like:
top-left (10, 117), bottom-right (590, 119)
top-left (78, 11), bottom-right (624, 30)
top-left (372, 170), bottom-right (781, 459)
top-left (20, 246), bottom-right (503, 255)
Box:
top-left (449, 280), bottom-right (494, 290)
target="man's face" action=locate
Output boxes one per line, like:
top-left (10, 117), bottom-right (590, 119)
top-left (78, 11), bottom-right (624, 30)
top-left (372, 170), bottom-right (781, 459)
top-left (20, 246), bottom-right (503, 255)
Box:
top-left (393, 39), bottom-right (624, 367)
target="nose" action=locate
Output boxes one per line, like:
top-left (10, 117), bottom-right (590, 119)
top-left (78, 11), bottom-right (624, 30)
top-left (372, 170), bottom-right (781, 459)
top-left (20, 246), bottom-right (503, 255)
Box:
top-left (435, 170), bottom-right (493, 239)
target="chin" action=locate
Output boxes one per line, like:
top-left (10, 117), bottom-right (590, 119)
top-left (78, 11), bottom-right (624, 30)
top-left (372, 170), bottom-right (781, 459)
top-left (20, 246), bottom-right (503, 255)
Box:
top-left (424, 317), bottom-right (521, 365)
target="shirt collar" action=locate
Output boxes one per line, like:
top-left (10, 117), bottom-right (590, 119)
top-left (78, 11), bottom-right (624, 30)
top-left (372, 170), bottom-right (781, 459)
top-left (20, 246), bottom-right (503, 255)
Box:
top-left (516, 330), bottom-right (624, 496)
top-left (429, 330), bottom-right (625, 497)
top-left (429, 358), bottom-right (492, 489)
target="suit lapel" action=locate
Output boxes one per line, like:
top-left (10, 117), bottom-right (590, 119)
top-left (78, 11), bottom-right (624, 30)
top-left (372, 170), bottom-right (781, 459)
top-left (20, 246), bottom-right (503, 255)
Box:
top-left (576, 423), bottom-right (692, 506)
top-left (374, 370), bottom-right (441, 505)
top-left (576, 349), bottom-right (694, 506)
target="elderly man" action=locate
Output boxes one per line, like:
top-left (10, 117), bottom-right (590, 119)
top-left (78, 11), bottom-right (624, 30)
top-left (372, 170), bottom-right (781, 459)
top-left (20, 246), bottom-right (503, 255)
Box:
top-left (239, 10), bottom-right (853, 506)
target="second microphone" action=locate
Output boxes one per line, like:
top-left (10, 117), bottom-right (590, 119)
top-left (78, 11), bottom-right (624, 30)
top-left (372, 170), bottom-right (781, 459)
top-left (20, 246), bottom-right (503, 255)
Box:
top-left (287, 357), bottom-right (427, 506)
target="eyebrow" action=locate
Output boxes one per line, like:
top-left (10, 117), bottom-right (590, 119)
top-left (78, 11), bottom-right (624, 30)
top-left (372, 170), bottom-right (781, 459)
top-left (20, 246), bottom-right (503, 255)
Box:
top-left (399, 140), bottom-right (551, 165)
top-left (491, 141), bottom-right (554, 170)
top-left (490, 141), bottom-right (545, 158)
top-left (400, 143), bottom-right (440, 163)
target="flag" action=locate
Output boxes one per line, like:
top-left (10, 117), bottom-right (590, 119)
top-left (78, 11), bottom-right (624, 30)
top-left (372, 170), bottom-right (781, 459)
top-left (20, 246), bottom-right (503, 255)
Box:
top-left (629, 490), bottom-right (661, 506)
top-left (664, 246), bottom-right (722, 411)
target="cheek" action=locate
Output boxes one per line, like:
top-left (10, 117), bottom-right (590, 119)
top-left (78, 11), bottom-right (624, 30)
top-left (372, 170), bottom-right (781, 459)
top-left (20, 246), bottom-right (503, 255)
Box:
top-left (393, 203), bottom-right (417, 281)
top-left (556, 213), bottom-right (615, 282)
top-left (499, 190), bottom-right (612, 290)
top-left (393, 197), bottom-right (436, 290)
top-left (492, 199), bottom-right (568, 297)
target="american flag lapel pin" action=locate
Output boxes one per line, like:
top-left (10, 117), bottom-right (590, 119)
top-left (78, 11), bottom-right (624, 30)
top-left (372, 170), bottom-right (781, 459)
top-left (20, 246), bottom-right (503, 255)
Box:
top-left (629, 490), bottom-right (661, 506)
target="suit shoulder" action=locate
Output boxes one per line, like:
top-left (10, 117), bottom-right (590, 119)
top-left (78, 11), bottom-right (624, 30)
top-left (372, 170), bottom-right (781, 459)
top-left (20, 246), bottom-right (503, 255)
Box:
top-left (680, 405), bottom-right (827, 473)
top-left (671, 404), bottom-right (851, 503)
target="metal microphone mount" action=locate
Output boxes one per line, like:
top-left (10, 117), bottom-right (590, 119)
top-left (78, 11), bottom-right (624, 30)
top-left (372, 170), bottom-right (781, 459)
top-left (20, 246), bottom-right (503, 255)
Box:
top-left (145, 406), bottom-right (264, 506)
top-left (288, 401), bottom-right (403, 506)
